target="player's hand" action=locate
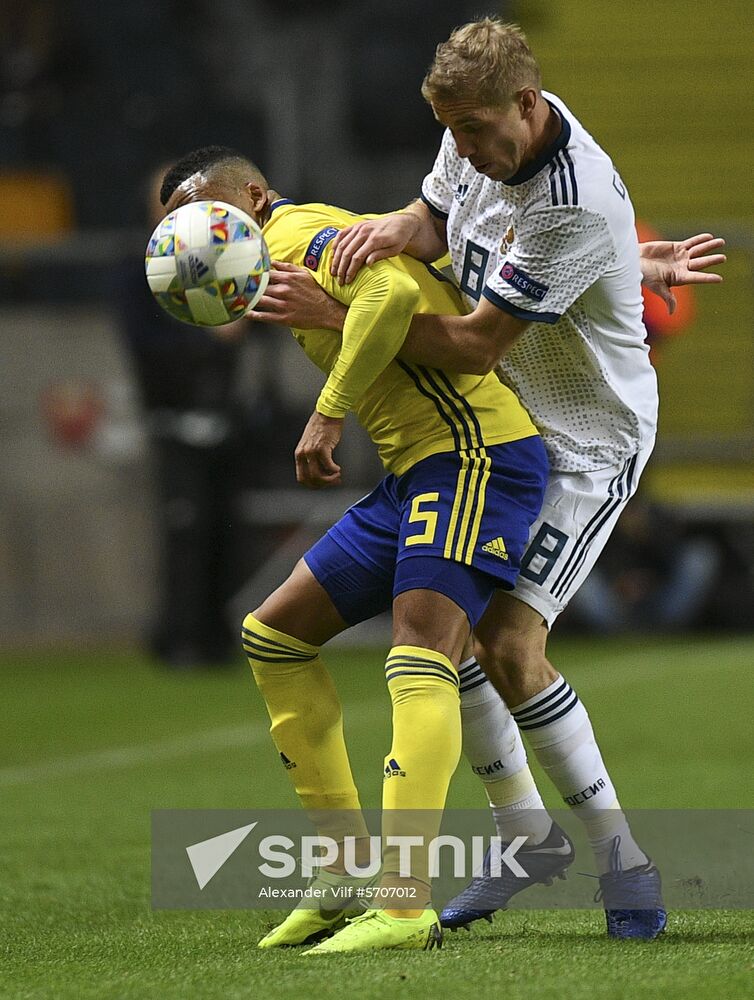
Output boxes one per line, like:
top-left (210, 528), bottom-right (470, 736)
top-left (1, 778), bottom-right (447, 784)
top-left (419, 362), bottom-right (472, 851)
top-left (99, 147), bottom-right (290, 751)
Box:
top-left (330, 213), bottom-right (420, 285)
top-left (246, 261), bottom-right (346, 330)
top-left (639, 233), bottom-right (726, 315)
top-left (295, 411), bottom-right (343, 489)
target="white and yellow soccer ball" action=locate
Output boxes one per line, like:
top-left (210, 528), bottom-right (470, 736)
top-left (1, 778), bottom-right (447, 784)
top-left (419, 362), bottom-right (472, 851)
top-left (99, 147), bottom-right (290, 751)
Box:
top-left (145, 200), bottom-right (270, 326)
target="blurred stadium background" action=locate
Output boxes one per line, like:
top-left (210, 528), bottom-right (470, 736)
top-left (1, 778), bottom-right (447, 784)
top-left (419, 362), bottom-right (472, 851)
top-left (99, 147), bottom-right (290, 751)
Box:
top-left (1, 0), bottom-right (752, 648)
top-left (2, 3), bottom-right (753, 997)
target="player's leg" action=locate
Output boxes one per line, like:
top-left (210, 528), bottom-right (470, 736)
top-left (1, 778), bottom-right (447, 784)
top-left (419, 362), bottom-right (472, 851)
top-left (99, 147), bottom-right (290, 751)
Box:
top-left (379, 437), bottom-right (548, 917)
top-left (308, 580), bottom-right (473, 954)
top-left (380, 583), bottom-right (471, 909)
top-left (247, 476), bottom-right (400, 830)
top-left (308, 439), bottom-right (549, 953)
top-left (439, 638), bottom-right (574, 930)
top-left (251, 478), bottom-right (411, 947)
top-left (306, 570), bottom-right (479, 955)
top-left (483, 451), bottom-right (657, 874)
top-left (473, 591), bottom-right (664, 938)
top-left (243, 557), bottom-right (370, 846)
top-left (458, 637), bottom-right (553, 846)
top-left (474, 589), bottom-right (638, 855)
top-left (448, 446), bottom-right (665, 938)
top-left (246, 520), bottom-right (397, 947)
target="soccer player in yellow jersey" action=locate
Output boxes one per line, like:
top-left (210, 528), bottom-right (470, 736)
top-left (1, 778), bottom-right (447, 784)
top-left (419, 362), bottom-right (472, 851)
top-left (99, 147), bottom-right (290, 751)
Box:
top-left (161, 146), bottom-right (549, 954)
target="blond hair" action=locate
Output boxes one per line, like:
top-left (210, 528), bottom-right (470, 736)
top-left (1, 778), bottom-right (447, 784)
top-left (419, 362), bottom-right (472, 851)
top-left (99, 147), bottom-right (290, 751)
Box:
top-left (421, 18), bottom-right (541, 108)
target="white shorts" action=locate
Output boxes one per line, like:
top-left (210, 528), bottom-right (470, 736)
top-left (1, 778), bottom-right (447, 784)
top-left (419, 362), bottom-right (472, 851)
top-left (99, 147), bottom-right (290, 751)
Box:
top-left (511, 442), bottom-right (654, 627)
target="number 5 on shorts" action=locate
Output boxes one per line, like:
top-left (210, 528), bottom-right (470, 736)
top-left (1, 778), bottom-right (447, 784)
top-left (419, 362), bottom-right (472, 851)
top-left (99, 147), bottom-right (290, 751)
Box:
top-left (405, 492), bottom-right (440, 546)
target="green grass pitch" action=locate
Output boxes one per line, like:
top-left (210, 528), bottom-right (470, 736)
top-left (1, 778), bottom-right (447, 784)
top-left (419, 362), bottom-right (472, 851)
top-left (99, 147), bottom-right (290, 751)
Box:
top-left (2, 637), bottom-right (753, 999)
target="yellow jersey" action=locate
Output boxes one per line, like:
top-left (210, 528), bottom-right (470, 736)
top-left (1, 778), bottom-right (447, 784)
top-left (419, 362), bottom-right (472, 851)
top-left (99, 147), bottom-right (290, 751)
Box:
top-left (262, 201), bottom-right (537, 476)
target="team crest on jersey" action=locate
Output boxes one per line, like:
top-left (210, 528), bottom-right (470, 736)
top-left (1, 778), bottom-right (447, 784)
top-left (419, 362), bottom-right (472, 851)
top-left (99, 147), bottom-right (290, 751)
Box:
top-left (500, 226), bottom-right (515, 255)
top-left (500, 262), bottom-right (549, 301)
top-left (303, 226), bottom-right (339, 270)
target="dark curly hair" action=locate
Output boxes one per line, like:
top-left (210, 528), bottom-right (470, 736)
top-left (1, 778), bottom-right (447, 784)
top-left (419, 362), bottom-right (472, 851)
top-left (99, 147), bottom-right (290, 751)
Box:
top-left (159, 145), bottom-right (267, 206)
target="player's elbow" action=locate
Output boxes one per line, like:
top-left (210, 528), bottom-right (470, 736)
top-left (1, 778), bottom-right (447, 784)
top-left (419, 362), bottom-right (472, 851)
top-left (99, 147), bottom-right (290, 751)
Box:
top-left (458, 323), bottom-right (511, 375)
top-left (465, 312), bottom-right (527, 374)
top-left (390, 272), bottom-right (421, 314)
top-left (463, 343), bottom-right (502, 375)
top-left (363, 264), bottom-right (420, 319)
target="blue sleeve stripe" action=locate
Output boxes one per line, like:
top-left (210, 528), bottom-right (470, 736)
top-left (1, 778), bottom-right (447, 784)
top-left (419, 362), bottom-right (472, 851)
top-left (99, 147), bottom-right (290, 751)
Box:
top-left (562, 148), bottom-right (579, 204)
top-left (548, 150), bottom-right (579, 207)
top-left (482, 287), bottom-right (561, 324)
top-left (548, 161), bottom-right (559, 206)
top-left (556, 153), bottom-right (569, 205)
top-left (420, 193), bottom-right (449, 220)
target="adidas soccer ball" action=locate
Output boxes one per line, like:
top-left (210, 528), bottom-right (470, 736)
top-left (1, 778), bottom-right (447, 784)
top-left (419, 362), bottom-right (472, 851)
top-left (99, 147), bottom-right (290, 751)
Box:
top-left (145, 200), bottom-right (270, 326)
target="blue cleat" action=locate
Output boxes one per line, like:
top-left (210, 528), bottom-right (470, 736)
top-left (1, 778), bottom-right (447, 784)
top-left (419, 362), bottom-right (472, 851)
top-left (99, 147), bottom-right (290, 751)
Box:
top-left (440, 822), bottom-right (574, 930)
top-left (597, 838), bottom-right (667, 940)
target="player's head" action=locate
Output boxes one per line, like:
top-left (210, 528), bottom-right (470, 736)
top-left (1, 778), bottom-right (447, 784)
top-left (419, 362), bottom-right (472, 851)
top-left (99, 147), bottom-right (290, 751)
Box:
top-left (422, 18), bottom-right (545, 182)
top-left (160, 146), bottom-right (272, 224)
top-left (144, 162), bottom-right (175, 227)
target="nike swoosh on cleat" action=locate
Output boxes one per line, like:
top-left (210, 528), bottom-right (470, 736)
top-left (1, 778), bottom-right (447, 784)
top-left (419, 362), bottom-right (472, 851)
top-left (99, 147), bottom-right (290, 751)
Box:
top-left (523, 837), bottom-right (573, 856)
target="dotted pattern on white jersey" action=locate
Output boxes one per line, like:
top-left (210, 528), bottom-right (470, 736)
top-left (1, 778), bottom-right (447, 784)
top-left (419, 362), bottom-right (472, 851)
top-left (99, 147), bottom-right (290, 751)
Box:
top-left (421, 93), bottom-right (658, 473)
top-left (485, 205), bottom-right (614, 318)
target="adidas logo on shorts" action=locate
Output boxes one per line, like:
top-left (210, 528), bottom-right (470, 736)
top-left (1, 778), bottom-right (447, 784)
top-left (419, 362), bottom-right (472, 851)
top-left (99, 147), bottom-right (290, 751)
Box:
top-left (481, 537), bottom-right (509, 560)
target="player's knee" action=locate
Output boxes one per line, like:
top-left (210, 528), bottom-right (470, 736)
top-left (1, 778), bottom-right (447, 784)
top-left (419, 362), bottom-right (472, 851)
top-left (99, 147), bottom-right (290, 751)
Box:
top-left (240, 611), bottom-right (319, 677)
top-left (473, 630), bottom-right (544, 687)
top-left (392, 592), bottom-right (470, 664)
top-left (392, 628), bottom-right (460, 665)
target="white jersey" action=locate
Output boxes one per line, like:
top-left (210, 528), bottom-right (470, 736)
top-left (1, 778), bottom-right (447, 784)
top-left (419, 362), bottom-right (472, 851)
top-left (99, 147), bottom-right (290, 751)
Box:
top-left (421, 91), bottom-right (658, 473)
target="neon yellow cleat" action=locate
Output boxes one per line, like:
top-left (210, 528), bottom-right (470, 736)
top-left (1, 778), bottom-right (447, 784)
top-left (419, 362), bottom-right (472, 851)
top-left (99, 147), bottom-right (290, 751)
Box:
top-left (257, 871), bottom-right (373, 949)
top-left (302, 908), bottom-right (442, 954)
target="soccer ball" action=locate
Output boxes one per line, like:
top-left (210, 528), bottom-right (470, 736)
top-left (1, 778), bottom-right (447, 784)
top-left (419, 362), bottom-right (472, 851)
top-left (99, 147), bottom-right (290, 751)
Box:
top-left (145, 200), bottom-right (270, 326)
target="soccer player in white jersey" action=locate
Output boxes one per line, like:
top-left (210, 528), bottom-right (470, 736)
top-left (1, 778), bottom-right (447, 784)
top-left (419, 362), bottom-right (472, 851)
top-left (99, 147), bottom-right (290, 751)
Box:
top-left (247, 18), bottom-right (725, 941)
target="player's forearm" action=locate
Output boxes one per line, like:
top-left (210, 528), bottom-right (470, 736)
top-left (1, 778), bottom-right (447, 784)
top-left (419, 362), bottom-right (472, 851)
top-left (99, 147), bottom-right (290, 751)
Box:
top-left (319, 297), bottom-right (347, 332)
top-left (400, 201), bottom-right (448, 262)
top-left (317, 269), bottom-right (420, 416)
top-left (399, 310), bottom-right (524, 375)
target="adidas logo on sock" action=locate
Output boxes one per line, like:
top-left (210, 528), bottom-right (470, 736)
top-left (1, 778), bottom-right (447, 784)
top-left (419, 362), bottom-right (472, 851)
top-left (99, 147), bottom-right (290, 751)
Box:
top-left (384, 758), bottom-right (406, 778)
top-left (279, 752), bottom-right (297, 770)
top-left (481, 536), bottom-right (509, 560)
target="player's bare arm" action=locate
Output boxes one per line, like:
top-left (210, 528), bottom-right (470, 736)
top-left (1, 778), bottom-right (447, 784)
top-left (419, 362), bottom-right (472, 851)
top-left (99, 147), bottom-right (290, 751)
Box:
top-left (639, 233), bottom-right (726, 314)
top-left (330, 201), bottom-right (447, 285)
top-left (400, 296), bottom-right (530, 374)
top-left (254, 273), bottom-right (523, 374)
top-left (397, 232), bottom-right (726, 372)
top-left (249, 231), bottom-right (727, 335)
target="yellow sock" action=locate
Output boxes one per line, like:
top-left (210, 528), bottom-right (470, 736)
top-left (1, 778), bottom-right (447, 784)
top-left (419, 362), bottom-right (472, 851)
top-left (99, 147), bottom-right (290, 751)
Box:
top-left (381, 645), bottom-right (461, 890)
top-left (242, 613), bottom-right (367, 841)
